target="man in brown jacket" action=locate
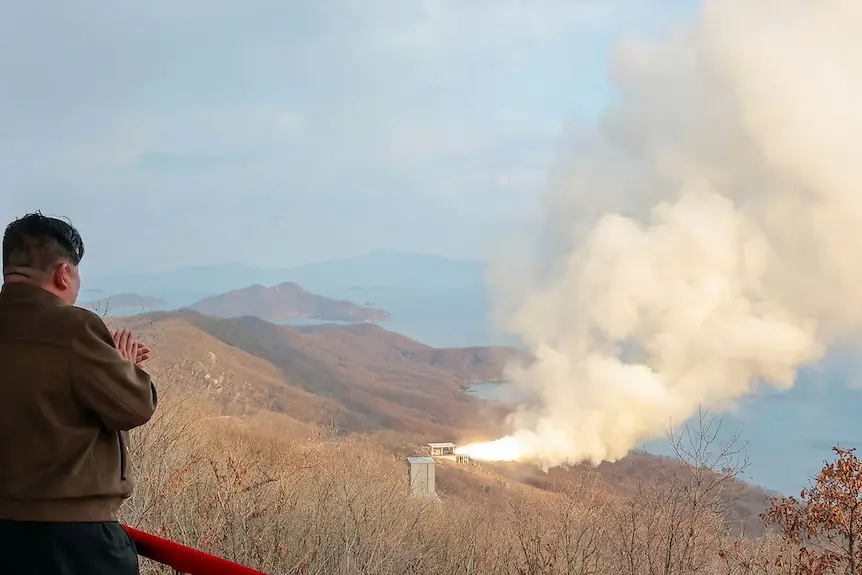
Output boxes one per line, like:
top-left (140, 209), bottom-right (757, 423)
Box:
top-left (0, 213), bottom-right (158, 574)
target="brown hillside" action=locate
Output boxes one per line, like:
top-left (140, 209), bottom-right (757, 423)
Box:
top-left (188, 282), bottom-right (390, 322)
top-left (474, 453), bottom-right (771, 536)
top-left (111, 309), bottom-right (775, 555)
top-left (110, 313), bottom-right (345, 424)
top-left (127, 395), bottom-right (781, 574)
top-left (300, 322), bottom-right (531, 385)
top-left (182, 312), bottom-right (514, 436)
top-left (112, 311), bottom-right (513, 437)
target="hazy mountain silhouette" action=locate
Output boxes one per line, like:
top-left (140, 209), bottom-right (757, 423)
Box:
top-left (189, 282), bottom-right (391, 323)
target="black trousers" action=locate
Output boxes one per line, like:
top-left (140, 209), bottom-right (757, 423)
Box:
top-left (0, 520), bottom-right (139, 574)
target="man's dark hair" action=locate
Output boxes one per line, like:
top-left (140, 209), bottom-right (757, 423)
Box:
top-left (2, 212), bottom-right (85, 278)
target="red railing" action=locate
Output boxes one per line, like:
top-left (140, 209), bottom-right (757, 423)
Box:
top-left (123, 525), bottom-right (268, 575)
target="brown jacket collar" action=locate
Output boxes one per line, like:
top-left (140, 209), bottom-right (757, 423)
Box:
top-left (0, 282), bottom-right (63, 306)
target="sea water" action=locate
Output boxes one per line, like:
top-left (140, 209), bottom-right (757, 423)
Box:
top-left (466, 370), bottom-right (862, 496)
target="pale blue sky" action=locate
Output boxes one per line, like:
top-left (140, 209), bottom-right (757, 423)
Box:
top-left (0, 0), bottom-right (697, 276)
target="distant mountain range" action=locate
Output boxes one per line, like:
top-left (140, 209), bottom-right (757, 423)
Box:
top-left (88, 250), bottom-right (486, 306)
top-left (87, 250), bottom-right (498, 348)
top-left (188, 282), bottom-right (391, 323)
top-left (80, 293), bottom-right (169, 314)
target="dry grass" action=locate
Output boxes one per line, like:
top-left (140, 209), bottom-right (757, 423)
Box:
top-left (119, 355), bottom-right (786, 575)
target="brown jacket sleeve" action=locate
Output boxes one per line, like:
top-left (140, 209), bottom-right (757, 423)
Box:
top-left (70, 313), bottom-right (157, 431)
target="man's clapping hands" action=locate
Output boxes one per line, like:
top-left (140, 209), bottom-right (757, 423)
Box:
top-left (110, 329), bottom-right (150, 366)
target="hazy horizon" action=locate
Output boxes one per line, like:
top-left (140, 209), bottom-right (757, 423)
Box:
top-left (87, 249), bottom-right (484, 280)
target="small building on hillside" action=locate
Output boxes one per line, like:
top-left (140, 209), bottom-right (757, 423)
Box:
top-left (428, 442), bottom-right (455, 457)
top-left (407, 456), bottom-right (436, 499)
top-left (426, 442), bottom-right (470, 464)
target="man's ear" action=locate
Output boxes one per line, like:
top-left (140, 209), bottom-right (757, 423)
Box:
top-left (51, 263), bottom-right (70, 290)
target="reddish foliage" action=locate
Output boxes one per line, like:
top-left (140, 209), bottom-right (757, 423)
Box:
top-left (762, 447), bottom-right (862, 574)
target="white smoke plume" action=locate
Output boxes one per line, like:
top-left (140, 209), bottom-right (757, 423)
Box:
top-left (476, 0), bottom-right (862, 466)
